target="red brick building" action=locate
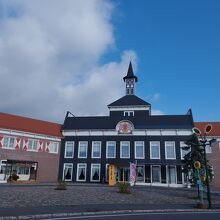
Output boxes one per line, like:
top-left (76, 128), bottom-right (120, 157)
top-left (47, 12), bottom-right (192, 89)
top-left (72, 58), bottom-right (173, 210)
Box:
top-left (194, 122), bottom-right (220, 190)
top-left (0, 112), bottom-right (62, 183)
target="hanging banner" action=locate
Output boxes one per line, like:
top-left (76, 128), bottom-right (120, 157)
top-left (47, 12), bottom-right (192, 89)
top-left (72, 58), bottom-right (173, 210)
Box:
top-left (130, 163), bottom-right (136, 186)
top-left (109, 164), bottom-right (116, 186)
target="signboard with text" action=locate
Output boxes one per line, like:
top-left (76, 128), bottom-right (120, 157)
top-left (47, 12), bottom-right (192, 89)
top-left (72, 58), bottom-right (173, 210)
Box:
top-left (109, 164), bottom-right (116, 186)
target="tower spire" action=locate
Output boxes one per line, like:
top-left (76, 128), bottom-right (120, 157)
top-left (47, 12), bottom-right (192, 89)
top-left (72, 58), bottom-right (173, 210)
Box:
top-left (123, 62), bottom-right (138, 82)
top-left (123, 62), bottom-right (138, 95)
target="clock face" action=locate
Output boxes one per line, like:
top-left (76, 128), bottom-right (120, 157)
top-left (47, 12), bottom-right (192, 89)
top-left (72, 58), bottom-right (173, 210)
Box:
top-left (116, 120), bottom-right (134, 134)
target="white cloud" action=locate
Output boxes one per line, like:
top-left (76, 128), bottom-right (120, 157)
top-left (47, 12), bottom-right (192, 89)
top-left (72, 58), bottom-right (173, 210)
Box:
top-left (0, 0), bottom-right (137, 122)
top-left (151, 110), bottom-right (164, 115)
top-left (152, 93), bottom-right (160, 101)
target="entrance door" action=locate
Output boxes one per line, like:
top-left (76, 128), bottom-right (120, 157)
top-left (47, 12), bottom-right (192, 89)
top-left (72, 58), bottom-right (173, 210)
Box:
top-left (117, 167), bottom-right (130, 182)
top-left (152, 165), bottom-right (161, 183)
top-left (136, 166), bottom-right (145, 182)
top-left (0, 160), bottom-right (6, 181)
top-left (0, 161), bottom-right (12, 181)
top-left (167, 166), bottom-right (177, 184)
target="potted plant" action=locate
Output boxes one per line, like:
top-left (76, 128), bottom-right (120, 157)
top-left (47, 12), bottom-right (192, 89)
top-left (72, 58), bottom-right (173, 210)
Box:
top-left (117, 182), bottom-right (130, 194)
top-left (55, 180), bottom-right (67, 190)
top-left (8, 172), bottom-right (19, 182)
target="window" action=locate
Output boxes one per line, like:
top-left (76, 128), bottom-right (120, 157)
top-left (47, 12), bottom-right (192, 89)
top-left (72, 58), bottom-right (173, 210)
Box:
top-left (165, 142), bottom-right (176, 159)
top-left (0, 160), bottom-right (6, 175)
top-left (63, 163), bottom-right (73, 181)
top-left (17, 167), bottom-right (30, 175)
top-left (135, 141), bottom-right (145, 159)
top-left (105, 164), bottom-right (109, 182)
top-left (78, 142), bottom-right (88, 158)
top-left (28, 139), bottom-right (38, 151)
top-left (92, 141), bottom-right (101, 158)
top-left (49, 142), bottom-right (59, 153)
top-left (152, 165), bottom-right (161, 183)
top-left (65, 141), bottom-right (74, 158)
top-left (120, 141), bottom-right (130, 158)
top-left (90, 164), bottom-right (101, 182)
top-left (77, 163), bottom-right (87, 181)
top-left (150, 142), bottom-right (160, 159)
top-left (3, 137), bottom-right (15, 149)
top-left (167, 166), bottom-right (177, 184)
top-left (136, 166), bottom-right (145, 182)
top-left (106, 141), bottom-right (116, 158)
top-left (182, 165), bottom-right (189, 185)
top-left (123, 111), bottom-right (134, 117)
top-left (180, 142), bottom-right (191, 160)
top-left (206, 145), bottom-right (212, 154)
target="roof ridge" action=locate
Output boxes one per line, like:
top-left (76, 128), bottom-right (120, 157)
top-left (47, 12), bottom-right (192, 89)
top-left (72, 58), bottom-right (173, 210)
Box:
top-left (108, 94), bottom-right (151, 107)
top-left (0, 112), bottom-right (61, 125)
top-left (0, 112), bottom-right (62, 137)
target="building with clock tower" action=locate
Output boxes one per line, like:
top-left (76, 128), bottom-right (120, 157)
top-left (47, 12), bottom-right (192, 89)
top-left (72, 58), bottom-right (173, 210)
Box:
top-left (58, 63), bottom-right (194, 187)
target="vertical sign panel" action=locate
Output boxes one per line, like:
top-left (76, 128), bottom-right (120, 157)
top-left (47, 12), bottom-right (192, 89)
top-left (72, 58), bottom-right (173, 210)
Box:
top-left (109, 164), bottom-right (116, 186)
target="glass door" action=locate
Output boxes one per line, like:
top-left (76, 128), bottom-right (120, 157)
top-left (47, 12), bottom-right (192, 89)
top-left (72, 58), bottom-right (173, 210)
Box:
top-left (152, 165), bottom-right (161, 183)
top-left (0, 160), bottom-right (6, 181)
top-left (117, 167), bottom-right (130, 182)
top-left (167, 166), bottom-right (177, 184)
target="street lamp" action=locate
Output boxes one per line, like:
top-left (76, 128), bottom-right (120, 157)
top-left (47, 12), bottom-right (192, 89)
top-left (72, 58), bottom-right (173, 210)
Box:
top-left (192, 124), bottom-right (216, 209)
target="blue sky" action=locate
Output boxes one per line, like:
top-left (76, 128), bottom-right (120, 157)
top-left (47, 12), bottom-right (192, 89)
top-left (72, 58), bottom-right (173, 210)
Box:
top-left (102, 0), bottom-right (220, 121)
top-left (0, 0), bottom-right (219, 122)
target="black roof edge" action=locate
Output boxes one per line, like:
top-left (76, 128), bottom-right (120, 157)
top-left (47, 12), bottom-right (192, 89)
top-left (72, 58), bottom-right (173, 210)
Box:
top-left (63, 113), bottom-right (194, 119)
top-left (187, 108), bottom-right (194, 127)
top-left (123, 75), bottom-right (138, 82)
top-left (107, 104), bottom-right (151, 108)
top-left (62, 111), bottom-right (75, 130)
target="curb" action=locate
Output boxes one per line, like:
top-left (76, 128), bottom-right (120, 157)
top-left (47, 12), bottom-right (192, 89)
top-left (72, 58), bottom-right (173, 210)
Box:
top-left (1, 208), bottom-right (220, 220)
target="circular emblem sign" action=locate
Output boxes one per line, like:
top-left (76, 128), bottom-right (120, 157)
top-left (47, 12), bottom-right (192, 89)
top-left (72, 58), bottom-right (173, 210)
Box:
top-left (194, 161), bottom-right (201, 169)
top-left (205, 124), bottom-right (212, 134)
top-left (192, 127), bottom-right (201, 135)
top-left (116, 120), bottom-right (134, 134)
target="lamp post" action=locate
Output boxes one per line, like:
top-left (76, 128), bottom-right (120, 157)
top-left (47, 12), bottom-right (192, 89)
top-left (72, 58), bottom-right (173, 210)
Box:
top-left (192, 124), bottom-right (216, 209)
top-left (194, 161), bottom-right (204, 205)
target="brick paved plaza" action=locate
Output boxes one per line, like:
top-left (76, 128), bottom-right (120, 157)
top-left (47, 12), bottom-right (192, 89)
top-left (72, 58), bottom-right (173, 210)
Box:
top-left (0, 184), bottom-right (220, 209)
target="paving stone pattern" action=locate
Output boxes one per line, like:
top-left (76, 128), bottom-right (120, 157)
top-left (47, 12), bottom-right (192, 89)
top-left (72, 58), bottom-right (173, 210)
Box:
top-left (0, 184), bottom-right (219, 208)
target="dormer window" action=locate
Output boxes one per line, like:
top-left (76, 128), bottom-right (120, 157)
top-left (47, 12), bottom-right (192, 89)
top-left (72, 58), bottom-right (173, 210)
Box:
top-left (124, 111), bottom-right (134, 117)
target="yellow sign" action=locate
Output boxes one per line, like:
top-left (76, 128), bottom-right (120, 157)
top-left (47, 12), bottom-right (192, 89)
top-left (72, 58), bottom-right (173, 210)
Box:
top-left (201, 175), bottom-right (206, 182)
top-left (109, 164), bottom-right (116, 186)
top-left (194, 161), bottom-right (201, 169)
